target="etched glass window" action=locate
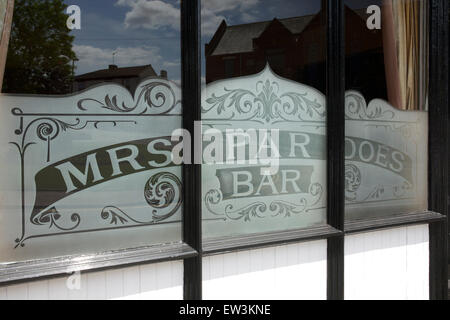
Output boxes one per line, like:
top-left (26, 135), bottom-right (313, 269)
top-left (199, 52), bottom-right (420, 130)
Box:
top-left (201, 0), bottom-right (327, 239)
top-left (0, 0), bottom-right (182, 263)
top-left (344, 0), bottom-right (429, 220)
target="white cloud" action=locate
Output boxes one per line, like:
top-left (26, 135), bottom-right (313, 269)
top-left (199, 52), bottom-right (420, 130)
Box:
top-left (115, 0), bottom-right (260, 36)
top-left (73, 45), bottom-right (163, 74)
top-left (116, 0), bottom-right (135, 5)
top-left (202, 0), bottom-right (259, 13)
top-left (201, 0), bottom-right (260, 36)
top-left (162, 60), bottom-right (180, 67)
top-left (240, 12), bottom-right (258, 23)
top-left (117, 0), bottom-right (180, 30)
top-left (201, 8), bottom-right (225, 36)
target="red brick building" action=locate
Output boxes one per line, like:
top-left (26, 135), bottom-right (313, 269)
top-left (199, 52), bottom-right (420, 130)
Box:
top-left (205, 6), bottom-right (386, 100)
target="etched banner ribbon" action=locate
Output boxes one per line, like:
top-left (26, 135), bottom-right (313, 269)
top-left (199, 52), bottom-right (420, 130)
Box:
top-left (207, 130), bottom-right (413, 202)
top-left (31, 136), bottom-right (178, 224)
top-left (216, 165), bottom-right (314, 200)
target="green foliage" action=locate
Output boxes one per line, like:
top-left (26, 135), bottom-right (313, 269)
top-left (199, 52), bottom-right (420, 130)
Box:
top-left (3, 0), bottom-right (77, 94)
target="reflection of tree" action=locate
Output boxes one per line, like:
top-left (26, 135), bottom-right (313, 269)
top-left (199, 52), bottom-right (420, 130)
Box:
top-left (3, 0), bottom-right (76, 94)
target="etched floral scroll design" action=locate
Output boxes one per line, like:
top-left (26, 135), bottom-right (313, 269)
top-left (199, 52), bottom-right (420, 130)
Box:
top-left (10, 108), bottom-right (136, 163)
top-left (202, 78), bottom-right (325, 123)
top-left (204, 183), bottom-right (324, 222)
top-left (100, 172), bottom-right (182, 226)
top-left (9, 101), bottom-right (177, 248)
top-left (10, 108), bottom-right (139, 247)
top-left (344, 163), bottom-right (415, 204)
top-left (345, 164), bottom-right (361, 201)
top-left (345, 91), bottom-right (395, 120)
top-left (77, 80), bottom-right (181, 115)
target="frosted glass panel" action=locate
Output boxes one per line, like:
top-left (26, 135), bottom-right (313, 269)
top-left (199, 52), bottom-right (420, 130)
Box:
top-left (344, 0), bottom-right (429, 219)
top-left (201, 0), bottom-right (327, 238)
top-left (0, 0), bottom-right (182, 263)
top-left (345, 91), bottom-right (428, 219)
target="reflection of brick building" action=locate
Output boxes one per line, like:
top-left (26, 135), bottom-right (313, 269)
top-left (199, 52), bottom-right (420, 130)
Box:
top-left (74, 64), bottom-right (167, 93)
top-left (205, 7), bottom-right (386, 100)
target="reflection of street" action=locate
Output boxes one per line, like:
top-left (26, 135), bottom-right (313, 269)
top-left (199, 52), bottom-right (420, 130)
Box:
top-left (73, 64), bottom-right (168, 93)
top-left (204, 6), bottom-right (385, 100)
top-left (2, 0), bottom-right (181, 95)
top-left (3, 0), bottom-right (77, 94)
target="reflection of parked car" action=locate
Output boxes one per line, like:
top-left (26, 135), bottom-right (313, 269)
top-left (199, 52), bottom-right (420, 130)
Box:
top-left (74, 64), bottom-right (168, 94)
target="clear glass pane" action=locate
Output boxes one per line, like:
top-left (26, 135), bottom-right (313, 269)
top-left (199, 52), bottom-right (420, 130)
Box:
top-left (0, 0), bottom-right (182, 263)
top-left (344, 0), bottom-right (428, 220)
top-left (201, 0), bottom-right (327, 239)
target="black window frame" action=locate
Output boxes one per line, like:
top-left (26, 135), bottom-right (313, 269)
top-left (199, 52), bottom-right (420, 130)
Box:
top-left (186, 0), bottom-right (448, 300)
top-left (0, 0), bottom-right (448, 301)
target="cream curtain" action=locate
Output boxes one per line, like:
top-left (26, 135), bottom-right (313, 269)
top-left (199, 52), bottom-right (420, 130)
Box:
top-left (382, 0), bottom-right (428, 111)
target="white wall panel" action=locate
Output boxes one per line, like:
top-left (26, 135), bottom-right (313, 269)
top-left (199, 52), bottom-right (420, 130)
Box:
top-left (0, 260), bottom-right (183, 300)
top-left (0, 225), bottom-right (431, 300)
top-left (120, 260), bottom-right (183, 300)
top-left (27, 280), bottom-right (49, 300)
top-left (202, 240), bottom-right (327, 300)
top-left (48, 277), bottom-right (70, 300)
top-left (0, 286), bottom-right (7, 299)
top-left (5, 283), bottom-right (28, 300)
top-left (345, 224), bottom-right (429, 300)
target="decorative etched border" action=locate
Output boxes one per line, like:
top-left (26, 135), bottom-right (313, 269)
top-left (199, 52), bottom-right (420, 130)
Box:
top-left (202, 64), bottom-right (326, 124)
top-left (8, 78), bottom-right (183, 248)
top-left (204, 183), bottom-right (324, 222)
top-left (77, 79), bottom-right (181, 115)
top-left (344, 91), bottom-right (423, 206)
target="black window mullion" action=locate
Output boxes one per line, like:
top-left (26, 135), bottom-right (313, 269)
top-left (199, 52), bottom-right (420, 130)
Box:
top-left (428, 0), bottom-right (449, 301)
top-left (181, 0), bottom-right (202, 300)
top-left (326, 0), bottom-right (345, 301)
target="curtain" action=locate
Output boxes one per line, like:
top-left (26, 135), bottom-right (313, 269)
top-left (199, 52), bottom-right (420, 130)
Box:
top-left (382, 0), bottom-right (428, 111)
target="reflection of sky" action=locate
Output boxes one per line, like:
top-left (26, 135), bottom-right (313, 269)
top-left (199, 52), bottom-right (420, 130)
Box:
top-left (66, 0), bottom-right (181, 82)
top-left (67, 1), bottom-right (377, 83)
